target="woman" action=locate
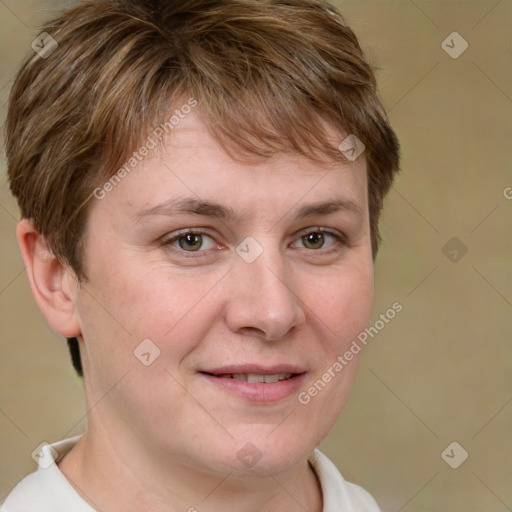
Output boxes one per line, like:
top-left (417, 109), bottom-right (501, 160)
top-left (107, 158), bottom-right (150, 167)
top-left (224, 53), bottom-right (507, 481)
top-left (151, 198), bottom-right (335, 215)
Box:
top-left (2, 0), bottom-right (400, 510)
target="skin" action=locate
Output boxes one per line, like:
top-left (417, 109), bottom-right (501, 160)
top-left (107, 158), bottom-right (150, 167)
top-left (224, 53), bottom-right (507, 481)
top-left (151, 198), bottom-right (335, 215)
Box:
top-left (17, 109), bottom-right (374, 512)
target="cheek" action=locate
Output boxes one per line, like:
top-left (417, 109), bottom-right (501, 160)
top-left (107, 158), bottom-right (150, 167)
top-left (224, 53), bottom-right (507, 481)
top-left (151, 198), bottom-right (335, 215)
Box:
top-left (308, 263), bottom-right (374, 352)
top-left (76, 264), bottom-right (225, 426)
top-left (79, 258), bottom-right (225, 369)
top-left (288, 264), bottom-right (373, 448)
top-left (340, 270), bottom-right (374, 339)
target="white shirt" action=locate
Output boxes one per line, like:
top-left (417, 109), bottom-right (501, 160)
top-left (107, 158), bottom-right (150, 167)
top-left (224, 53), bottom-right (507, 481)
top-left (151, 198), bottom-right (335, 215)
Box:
top-left (1, 436), bottom-right (381, 511)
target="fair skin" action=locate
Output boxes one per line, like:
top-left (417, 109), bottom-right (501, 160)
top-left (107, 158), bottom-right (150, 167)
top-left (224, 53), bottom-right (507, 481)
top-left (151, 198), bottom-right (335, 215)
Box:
top-left (17, 110), bottom-right (373, 512)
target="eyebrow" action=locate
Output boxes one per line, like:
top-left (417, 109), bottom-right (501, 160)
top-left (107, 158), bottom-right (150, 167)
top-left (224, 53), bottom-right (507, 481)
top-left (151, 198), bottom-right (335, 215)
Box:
top-left (133, 197), bottom-right (363, 223)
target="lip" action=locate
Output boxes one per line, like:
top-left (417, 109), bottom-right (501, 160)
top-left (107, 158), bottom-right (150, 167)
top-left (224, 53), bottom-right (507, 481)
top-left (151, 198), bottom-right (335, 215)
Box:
top-left (200, 364), bottom-right (307, 403)
top-left (203, 364), bottom-right (306, 375)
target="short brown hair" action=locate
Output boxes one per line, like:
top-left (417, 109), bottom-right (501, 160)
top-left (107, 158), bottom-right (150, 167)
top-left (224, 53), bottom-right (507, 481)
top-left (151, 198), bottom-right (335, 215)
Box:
top-left (6, 0), bottom-right (400, 376)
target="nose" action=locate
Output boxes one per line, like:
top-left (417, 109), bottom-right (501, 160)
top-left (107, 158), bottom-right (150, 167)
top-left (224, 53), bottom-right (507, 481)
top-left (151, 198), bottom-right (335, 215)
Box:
top-left (224, 243), bottom-right (306, 341)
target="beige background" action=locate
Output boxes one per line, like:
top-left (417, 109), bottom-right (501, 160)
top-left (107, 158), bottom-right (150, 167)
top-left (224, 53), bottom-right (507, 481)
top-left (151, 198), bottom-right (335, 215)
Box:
top-left (1, 1), bottom-right (511, 510)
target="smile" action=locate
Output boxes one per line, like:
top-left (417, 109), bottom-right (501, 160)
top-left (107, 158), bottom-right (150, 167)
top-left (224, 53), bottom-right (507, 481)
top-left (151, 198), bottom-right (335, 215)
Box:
top-left (205, 372), bottom-right (294, 383)
top-left (200, 366), bottom-right (306, 403)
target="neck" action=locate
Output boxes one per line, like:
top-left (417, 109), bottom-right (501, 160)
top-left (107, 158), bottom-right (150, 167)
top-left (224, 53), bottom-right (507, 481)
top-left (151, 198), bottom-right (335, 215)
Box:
top-left (58, 425), bottom-right (323, 512)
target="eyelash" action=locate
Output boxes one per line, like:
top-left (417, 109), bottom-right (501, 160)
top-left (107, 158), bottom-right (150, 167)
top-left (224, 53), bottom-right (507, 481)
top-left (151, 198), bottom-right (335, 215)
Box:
top-left (160, 227), bottom-right (349, 258)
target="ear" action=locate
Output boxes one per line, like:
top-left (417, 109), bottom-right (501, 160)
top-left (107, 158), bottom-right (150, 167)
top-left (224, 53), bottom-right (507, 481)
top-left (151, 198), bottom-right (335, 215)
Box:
top-left (16, 218), bottom-right (81, 338)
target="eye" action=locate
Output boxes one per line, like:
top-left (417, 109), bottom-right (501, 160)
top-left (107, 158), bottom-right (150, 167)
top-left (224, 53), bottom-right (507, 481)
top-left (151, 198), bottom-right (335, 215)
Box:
top-left (161, 227), bottom-right (347, 258)
top-left (292, 228), bottom-right (346, 251)
top-left (162, 230), bottom-right (218, 253)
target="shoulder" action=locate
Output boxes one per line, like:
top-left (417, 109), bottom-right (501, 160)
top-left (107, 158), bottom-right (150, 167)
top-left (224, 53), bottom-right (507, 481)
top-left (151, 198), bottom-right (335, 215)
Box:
top-left (1, 470), bottom-right (46, 512)
top-left (309, 449), bottom-right (381, 512)
top-left (1, 436), bottom-right (93, 512)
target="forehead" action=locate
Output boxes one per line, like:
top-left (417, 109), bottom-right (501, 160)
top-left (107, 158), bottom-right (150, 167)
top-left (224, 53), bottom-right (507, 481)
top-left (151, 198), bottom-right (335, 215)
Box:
top-left (89, 110), bottom-right (368, 223)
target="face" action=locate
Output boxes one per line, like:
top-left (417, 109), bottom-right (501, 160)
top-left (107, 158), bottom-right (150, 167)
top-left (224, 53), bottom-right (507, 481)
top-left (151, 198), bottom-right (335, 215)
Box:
top-left (73, 109), bottom-right (373, 478)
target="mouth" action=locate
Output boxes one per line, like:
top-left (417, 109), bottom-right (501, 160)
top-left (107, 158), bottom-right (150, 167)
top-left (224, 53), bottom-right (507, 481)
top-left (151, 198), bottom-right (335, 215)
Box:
top-left (202, 372), bottom-right (295, 383)
top-left (199, 365), bottom-right (306, 403)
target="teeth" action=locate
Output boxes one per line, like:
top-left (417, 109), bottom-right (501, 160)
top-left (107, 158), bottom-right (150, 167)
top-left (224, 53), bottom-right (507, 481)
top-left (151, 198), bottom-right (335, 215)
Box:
top-left (246, 374), bottom-right (262, 383)
top-left (226, 373), bottom-right (293, 383)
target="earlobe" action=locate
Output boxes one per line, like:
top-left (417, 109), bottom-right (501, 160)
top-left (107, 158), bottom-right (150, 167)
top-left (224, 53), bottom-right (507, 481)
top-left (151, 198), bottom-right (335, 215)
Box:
top-left (16, 219), bottom-right (81, 338)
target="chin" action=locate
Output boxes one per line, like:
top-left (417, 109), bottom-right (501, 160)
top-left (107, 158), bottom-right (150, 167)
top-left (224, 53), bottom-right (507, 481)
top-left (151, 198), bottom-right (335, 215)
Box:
top-left (216, 429), bottom-right (316, 477)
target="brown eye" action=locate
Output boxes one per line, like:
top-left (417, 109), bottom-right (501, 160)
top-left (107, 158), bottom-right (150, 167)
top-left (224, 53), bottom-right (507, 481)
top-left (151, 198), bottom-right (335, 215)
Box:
top-left (163, 230), bottom-right (217, 254)
top-left (293, 229), bottom-right (344, 251)
top-left (178, 233), bottom-right (203, 251)
top-left (302, 232), bottom-right (325, 249)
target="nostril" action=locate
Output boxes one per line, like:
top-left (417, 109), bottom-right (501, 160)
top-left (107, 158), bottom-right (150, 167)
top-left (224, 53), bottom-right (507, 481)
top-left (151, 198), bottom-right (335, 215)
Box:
top-left (239, 326), bottom-right (266, 337)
